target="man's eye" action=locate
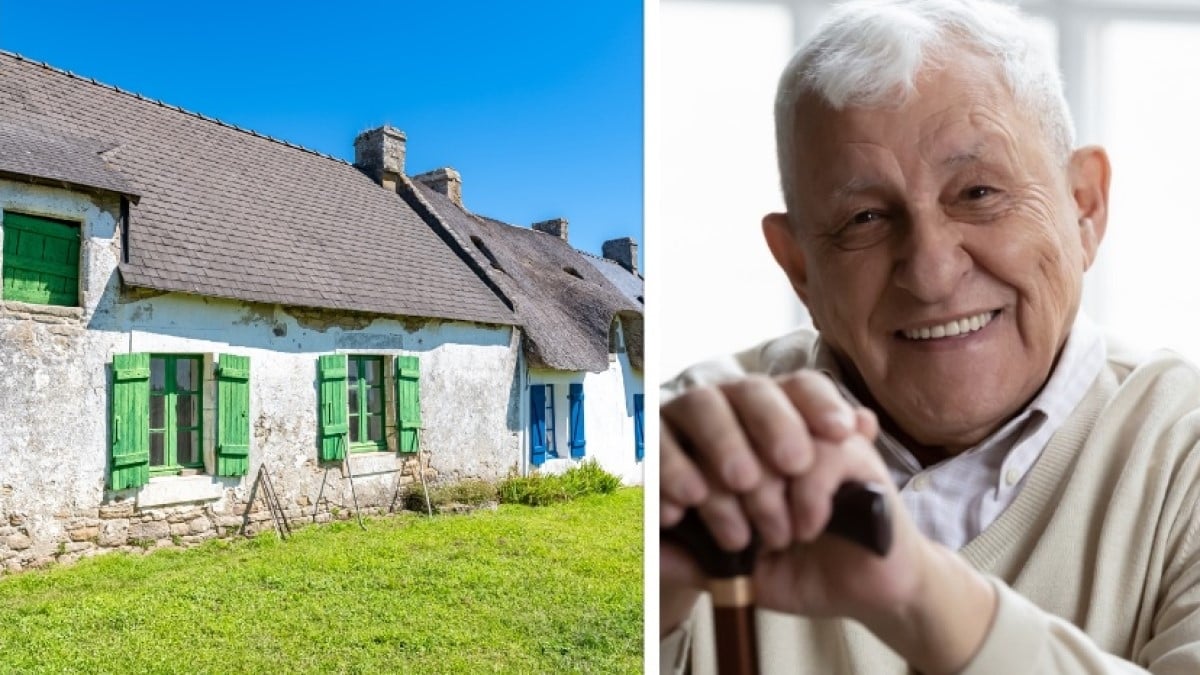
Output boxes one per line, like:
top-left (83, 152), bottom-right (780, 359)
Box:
top-left (829, 210), bottom-right (890, 251)
top-left (850, 210), bottom-right (882, 225)
top-left (965, 185), bottom-right (996, 200)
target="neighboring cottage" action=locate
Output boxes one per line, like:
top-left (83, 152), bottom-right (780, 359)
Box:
top-left (0, 51), bottom-right (643, 571)
top-left (402, 173), bottom-right (645, 483)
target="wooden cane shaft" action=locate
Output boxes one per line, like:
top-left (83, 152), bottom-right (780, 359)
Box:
top-left (712, 601), bottom-right (759, 675)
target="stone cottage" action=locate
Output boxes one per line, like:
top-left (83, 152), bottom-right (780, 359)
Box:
top-left (0, 50), bottom-right (643, 571)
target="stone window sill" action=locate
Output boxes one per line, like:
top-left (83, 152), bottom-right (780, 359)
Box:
top-left (347, 451), bottom-right (405, 477)
top-left (136, 474), bottom-right (225, 509)
top-left (0, 300), bottom-right (84, 323)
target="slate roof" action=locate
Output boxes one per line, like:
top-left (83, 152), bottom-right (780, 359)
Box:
top-left (583, 253), bottom-right (643, 307)
top-left (405, 182), bottom-right (643, 372)
top-left (0, 51), bottom-right (514, 326)
top-left (0, 122), bottom-right (137, 198)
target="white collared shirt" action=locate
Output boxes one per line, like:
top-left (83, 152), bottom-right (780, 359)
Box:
top-left (823, 313), bottom-right (1106, 550)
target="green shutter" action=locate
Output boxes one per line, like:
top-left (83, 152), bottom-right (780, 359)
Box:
top-left (216, 354), bottom-right (251, 476)
top-left (2, 212), bottom-right (81, 306)
top-left (318, 354), bottom-right (349, 461)
top-left (111, 352), bottom-right (150, 490)
top-left (396, 355), bottom-right (421, 453)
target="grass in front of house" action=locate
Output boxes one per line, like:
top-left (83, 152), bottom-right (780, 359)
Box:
top-left (0, 488), bottom-right (643, 673)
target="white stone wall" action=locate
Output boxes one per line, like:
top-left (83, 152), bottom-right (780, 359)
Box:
top-left (0, 179), bottom-right (521, 567)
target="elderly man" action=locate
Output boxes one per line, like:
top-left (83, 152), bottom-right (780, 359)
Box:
top-left (661, 0), bottom-right (1200, 673)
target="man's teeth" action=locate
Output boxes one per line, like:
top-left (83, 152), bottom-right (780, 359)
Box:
top-left (902, 311), bottom-right (995, 341)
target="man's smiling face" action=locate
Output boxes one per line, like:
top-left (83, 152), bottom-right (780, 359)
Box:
top-left (764, 50), bottom-right (1108, 453)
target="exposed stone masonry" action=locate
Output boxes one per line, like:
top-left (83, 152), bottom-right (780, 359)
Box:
top-left (0, 454), bottom-right (437, 574)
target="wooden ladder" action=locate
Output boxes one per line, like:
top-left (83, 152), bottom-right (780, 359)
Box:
top-left (245, 463), bottom-right (292, 540)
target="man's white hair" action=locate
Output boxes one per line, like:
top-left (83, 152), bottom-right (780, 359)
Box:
top-left (775, 0), bottom-right (1074, 216)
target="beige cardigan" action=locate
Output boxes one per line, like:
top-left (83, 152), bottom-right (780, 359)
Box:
top-left (662, 330), bottom-right (1200, 674)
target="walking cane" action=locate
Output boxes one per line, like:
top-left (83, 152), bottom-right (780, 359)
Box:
top-left (662, 481), bottom-right (893, 675)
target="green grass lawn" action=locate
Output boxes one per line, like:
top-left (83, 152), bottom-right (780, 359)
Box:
top-left (0, 488), bottom-right (643, 674)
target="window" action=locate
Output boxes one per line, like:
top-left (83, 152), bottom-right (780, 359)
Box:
top-left (1, 211), bottom-right (81, 306)
top-left (317, 353), bottom-right (422, 462)
top-left (543, 384), bottom-right (557, 458)
top-left (530, 384), bottom-right (558, 467)
top-left (347, 355), bottom-right (386, 452)
top-left (110, 352), bottom-right (249, 490)
top-left (149, 355), bottom-right (203, 475)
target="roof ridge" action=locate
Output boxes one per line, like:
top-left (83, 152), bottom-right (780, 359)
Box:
top-left (577, 247), bottom-right (644, 281)
top-left (577, 248), bottom-right (611, 262)
top-left (0, 49), bottom-right (350, 166)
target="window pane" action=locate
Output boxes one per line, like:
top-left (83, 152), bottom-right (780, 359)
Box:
top-left (150, 432), bottom-right (164, 466)
top-left (348, 387), bottom-right (359, 415)
top-left (177, 430), bottom-right (195, 466)
top-left (364, 358), bottom-right (381, 385)
top-left (368, 415), bottom-right (382, 442)
top-left (150, 358), bottom-right (166, 393)
top-left (176, 395), bottom-right (196, 428)
top-left (349, 414), bottom-right (360, 443)
top-left (176, 358), bottom-right (199, 392)
top-left (348, 357), bottom-right (360, 385)
top-left (367, 388), bottom-right (382, 414)
top-left (150, 396), bottom-right (165, 429)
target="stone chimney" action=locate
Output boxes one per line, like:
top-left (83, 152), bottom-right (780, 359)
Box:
top-left (354, 125), bottom-right (406, 191)
top-left (532, 218), bottom-right (568, 241)
top-left (413, 167), bottom-right (463, 206)
top-left (602, 237), bottom-right (638, 275)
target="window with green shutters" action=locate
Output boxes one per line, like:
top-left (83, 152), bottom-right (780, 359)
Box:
top-left (149, 355), bottom-right (204, 475)
top-left (1, 211), bottom-right (81, 306)
top-left (109, 352), bottom-right (251, 489)
top-left (319, 353), bottom-right (423, 459)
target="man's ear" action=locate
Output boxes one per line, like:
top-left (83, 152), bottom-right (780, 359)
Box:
top-left (1068, 145), bottom-right (1111, 270)
top-left (762, 212), bottom-right (811, 306)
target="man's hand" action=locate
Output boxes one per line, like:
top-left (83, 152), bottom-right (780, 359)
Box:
top-left (660, 371), bottom-right (864, 634)
top-left (659, 371), bottom-right (996, 674)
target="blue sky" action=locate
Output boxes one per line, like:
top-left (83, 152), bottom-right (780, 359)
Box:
top-left (0, 1), bottom-right (644, 269)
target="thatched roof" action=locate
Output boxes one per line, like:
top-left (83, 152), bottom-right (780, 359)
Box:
top-left (405, 182), bottom-right (643, 372)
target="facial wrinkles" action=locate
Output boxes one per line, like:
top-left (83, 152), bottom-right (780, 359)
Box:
top-left (1005, 181), bottom-right (1080, 349)
top-left (955, 106), bottom-right (1081, 355)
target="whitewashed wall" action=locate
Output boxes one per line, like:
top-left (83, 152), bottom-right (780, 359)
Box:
top-left (0, 178), bottom-right (521, 561)
top-left (528, 341), bottom-right (644, 485)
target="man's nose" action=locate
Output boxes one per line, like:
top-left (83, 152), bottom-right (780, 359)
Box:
top-left (891, 209), bottom-right (970, 303)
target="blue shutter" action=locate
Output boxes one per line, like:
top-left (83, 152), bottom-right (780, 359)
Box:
top-left (530, 385), bottom-right (547, 467)
top-left (633, 393), bottom-right (644, 461)
top-left (568, 383), bottom-right (586, 458)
